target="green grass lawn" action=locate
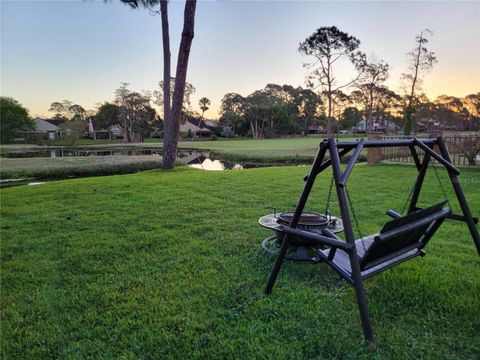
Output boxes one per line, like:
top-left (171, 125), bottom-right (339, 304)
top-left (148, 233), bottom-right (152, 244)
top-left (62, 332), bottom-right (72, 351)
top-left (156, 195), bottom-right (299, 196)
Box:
top-left (1, 165), bottom-right (479, 358)
top-left (176, 137), bottom-right (349, 160)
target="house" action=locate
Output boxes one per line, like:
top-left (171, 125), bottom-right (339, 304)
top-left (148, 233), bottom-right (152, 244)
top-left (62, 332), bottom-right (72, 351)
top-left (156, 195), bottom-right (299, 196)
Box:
top-left (109, 125), bottom-right (123, 139)
top-left (179, 118), bottom-right (214, 138)
top-left (415, 121), bottom-right (428, 132)
top-left (307, 125), bottom-right (321, 134)
top-left (34, 118), bottom-right (62, 140)
top-left (84, 117), bottom-right (123, 140)
top-left (354, 120), bottom-right (399, 133)
top-left (46, 118), bottom-right (66, 127)
top-left (203, 120), bottom-right (219, 129)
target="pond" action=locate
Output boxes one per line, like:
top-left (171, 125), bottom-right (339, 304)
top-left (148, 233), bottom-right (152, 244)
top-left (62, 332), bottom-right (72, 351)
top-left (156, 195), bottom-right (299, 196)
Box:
top-left (0, 147), bottom-right (243, 172)
top-left (1, 148), bottom-right (162, 158)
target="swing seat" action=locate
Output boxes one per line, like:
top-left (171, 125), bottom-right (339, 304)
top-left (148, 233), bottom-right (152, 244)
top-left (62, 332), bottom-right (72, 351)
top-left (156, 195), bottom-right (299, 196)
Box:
top-left (282, 201), bottom-right (451, 283)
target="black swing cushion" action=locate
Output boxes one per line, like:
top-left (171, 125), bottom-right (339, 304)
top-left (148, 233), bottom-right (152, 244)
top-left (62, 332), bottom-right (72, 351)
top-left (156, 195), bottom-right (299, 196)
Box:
top-left (360, 200), bottom-right (450, 269)
top-left (322, 201), bottom-right (451, 279)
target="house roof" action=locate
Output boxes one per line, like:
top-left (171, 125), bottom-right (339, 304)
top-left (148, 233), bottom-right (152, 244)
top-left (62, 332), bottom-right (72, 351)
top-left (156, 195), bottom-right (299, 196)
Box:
top-left (180, 120), bottom-right (214, 134)
top-left (197, 127), bottom-right (214, 134)
top-left (45, 118), bottom-right (66, 127)
top-left (188, 118), bottom-right (208, 129)
top-left (34, 118), bottom-right (60, 132)
top-left (203, 120), bottom-right (218, 128)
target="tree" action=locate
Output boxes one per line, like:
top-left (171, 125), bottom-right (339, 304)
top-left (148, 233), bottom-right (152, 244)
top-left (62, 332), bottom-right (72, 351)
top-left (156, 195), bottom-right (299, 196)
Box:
top-left (0, 97), bottom-right (34, 143)
top-left (49, 101), bottom-right (66, 118)
top-left (59, 117), bottom-right (87, 146)
top-left (49, 100), bottom-right (85, 121)
top-left (154, 77), bottom-right (196, 115)
top-left (448, 137), bottom-right (480, 166)
top-left (433, 95), bottom-right (470, 131)
top-left (329, 89), bottom-right (350, 123)
top-left (293, 88), bottom-right (323, 135)
top-left (95, 102), bottom-right (120, 130)
top-left (462, 93), bottom-right (480, 130)
top-left (401, 29), bottom-right (437, 134)
top-left (114, 83), bottom-right (158, 142)
top-left (219, 93), bottom-right (248, 136)
top-left (373, 86), bottom-right (402, 133)
top-left (299, 26), bottom-right (365, 137)
top-left (120, 0), bottom-right (197, 169)
top-left (339, 106), bottom-right (362, 131)
top-left (69, 104), bottom-right (86, 120)
top-left (355, 55), bottom-right (389, 132)
top-left (199, 97), bottom-right (210, 117)
top-left (49, 100), bottom-right (74, 119)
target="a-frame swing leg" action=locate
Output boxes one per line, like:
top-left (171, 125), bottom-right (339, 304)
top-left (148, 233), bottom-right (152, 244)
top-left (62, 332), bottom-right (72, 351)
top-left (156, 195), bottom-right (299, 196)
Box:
top-left (265, 143), bottom-right (328, 294)
top-left (329, 140), bottom-right (374, 344)
top-left (437, 137), bottom-right (480, 254)
top-left (407, 148), bottom-right (431, 214)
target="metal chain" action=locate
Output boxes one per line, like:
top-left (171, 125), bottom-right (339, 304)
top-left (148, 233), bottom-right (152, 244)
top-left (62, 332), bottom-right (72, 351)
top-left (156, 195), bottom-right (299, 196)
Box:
top-left (324, 176), bottom-right (335, 215)
top-left (431, 159), bottom-right (450, 206)
top-left (401, 182), bottom-right (416, 215)
top-left (345, 185), bottom-right (367, 253)
top-left (401, 157), bottom-right (450, 216)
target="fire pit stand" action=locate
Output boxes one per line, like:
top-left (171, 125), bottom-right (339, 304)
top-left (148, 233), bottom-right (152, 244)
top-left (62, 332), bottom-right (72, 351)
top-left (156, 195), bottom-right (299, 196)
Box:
top-left (259, 211), bottom-right (343, 263)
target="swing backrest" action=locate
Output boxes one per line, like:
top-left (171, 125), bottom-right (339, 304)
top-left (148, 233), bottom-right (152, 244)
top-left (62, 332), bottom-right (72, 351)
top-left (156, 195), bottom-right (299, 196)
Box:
top-left (360, 201), bottom-right (451, 271)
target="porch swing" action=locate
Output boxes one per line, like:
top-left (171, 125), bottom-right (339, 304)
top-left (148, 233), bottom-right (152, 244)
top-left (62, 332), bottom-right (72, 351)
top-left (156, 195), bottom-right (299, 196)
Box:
top-left (264, 137), bottom-right (480, 344)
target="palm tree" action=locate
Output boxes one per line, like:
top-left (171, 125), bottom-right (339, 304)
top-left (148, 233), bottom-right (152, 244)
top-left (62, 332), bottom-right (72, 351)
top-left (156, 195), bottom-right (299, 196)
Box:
top-left (199, 97), bottom-right (211, 118)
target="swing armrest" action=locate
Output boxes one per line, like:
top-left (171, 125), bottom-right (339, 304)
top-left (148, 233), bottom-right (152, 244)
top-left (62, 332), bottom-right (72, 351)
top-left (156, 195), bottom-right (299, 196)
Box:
top-left (281, 226), bottom-right (352, 251)
top-left (386, 210), bottom-right (402, 219)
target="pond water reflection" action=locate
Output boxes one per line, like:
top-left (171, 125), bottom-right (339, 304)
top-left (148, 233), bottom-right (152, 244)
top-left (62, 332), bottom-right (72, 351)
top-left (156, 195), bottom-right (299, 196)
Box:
top-left (1, 147), bottom-right (240, 171)
top-left (1, 148), bottom-right (162, 158)
top-left (188, 158), bottom-right (225, 171)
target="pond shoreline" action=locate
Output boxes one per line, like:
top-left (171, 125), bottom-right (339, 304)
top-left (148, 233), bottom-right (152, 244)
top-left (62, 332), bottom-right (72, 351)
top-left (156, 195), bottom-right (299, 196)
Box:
top-left (0, 141), bottom-right (369, 185)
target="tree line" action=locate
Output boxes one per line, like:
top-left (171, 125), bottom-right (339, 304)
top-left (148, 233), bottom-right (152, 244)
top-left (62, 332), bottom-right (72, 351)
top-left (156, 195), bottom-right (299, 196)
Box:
top-left (1, 81), bottom-right (478, 144)
top-left (218, 84), bottom-right (480, 139)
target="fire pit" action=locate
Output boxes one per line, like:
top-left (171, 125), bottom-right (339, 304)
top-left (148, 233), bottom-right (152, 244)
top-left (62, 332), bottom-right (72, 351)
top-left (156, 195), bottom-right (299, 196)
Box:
top-left (259, 211), bottom-right (343, 262)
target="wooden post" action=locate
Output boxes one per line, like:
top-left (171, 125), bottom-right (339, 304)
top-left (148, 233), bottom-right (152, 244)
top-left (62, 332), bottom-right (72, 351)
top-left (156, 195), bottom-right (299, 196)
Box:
top-left (329, 140), bottom-right (374, 344)
top-left (367, 134), bottom-right (383, 164)
top-left (437, 137), bottom-right (480, 254)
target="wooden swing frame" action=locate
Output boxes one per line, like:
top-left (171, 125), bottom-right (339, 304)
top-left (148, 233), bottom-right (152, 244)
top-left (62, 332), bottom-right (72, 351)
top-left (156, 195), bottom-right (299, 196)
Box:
top-left (264, 136), bottom-right (480, 344)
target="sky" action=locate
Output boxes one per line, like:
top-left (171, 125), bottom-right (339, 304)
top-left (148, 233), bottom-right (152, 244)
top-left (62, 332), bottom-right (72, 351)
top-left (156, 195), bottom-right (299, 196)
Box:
top-left (1, 0), bottom-right (479, 119)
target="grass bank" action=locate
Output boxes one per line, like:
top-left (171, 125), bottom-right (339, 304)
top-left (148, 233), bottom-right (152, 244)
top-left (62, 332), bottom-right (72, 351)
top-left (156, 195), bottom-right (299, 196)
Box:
top-left (0, 156), bottom-right (163, 180)
top-left (1, 165), bottom-right (479, 358)
top-left (177, 137), bottom-right (334, 159)
top-left (0, 137), bottom-right (368, 180)
top-left (178, 137), bottom-right (367, 165)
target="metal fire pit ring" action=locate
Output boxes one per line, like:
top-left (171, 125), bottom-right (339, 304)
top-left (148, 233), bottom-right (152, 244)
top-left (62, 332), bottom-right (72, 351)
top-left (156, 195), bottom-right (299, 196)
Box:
top-left (259, 211), bottom-right (344, 263)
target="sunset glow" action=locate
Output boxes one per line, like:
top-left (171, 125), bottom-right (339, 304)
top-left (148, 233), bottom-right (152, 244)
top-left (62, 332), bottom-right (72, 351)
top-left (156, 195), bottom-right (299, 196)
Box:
top-left (1, 0), bottom-right (479, 119)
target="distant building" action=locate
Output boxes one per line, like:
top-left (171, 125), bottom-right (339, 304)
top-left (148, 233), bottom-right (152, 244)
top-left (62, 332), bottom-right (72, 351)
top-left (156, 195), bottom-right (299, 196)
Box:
top-left (180, 118), bottom-right (214, 138)
top-left (84, 117), bottom-right (123, 140)
top-left (307, 125), bottom-right (321, 134)
top-left (34, 118), bottom-right (62, 140)
top-left (203, 120), bottom-right (219, 128)
top-left (354, 120), bottom-right (399, 133)
top-left (45, 118), bottom-right (66, 127)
